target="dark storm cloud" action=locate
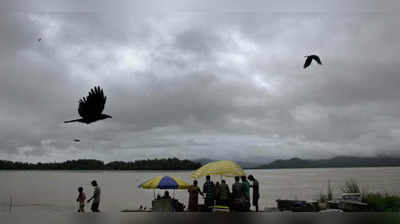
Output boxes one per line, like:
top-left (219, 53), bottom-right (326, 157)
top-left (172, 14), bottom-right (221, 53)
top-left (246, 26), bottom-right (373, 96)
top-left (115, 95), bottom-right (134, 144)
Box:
top-left (1, 1), bottom-right (400, 162)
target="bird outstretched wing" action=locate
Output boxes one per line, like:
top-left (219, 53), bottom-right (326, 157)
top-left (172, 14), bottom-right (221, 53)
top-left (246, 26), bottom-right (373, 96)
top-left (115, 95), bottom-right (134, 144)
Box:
top-left (311, 55), bottom-right (322, 65)
top-left (303, 56), bottom-right (313, 68)
top-left (78, 86), bottom-right (106, 119)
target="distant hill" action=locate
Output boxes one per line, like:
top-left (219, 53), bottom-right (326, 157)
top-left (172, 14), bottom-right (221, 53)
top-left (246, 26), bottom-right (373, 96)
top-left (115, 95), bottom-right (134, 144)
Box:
top-left (192, 158), bottom-right (264, 169)
top-left (256, 156), bottom-right (400, 169)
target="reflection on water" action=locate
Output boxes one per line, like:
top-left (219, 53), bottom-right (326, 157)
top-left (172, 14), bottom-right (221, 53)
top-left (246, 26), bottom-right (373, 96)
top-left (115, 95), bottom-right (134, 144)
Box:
top-left (1, 167), bottom-right (400, 212)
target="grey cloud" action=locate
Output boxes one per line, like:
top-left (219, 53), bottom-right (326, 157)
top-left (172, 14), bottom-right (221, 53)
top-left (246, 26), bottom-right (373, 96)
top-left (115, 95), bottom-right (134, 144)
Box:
top-left (1, 1), bottom-right (400, 162)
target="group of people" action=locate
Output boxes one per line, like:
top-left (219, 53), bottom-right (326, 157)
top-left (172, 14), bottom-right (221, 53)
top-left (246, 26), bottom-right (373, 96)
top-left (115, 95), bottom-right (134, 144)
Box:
top-left (187, 174), bottom-right (260, 212)
top-left (76, 180), bottom-right (101, 212)
top-left (76, 176), bottom-right (259, 213)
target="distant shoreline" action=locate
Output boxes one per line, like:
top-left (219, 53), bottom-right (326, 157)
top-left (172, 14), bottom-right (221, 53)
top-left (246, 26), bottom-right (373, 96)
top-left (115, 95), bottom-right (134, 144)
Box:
top-left (2, 156), bottom-right (400, 170)
top-left (1, 166), bottom-right (400, 171)
top-left (0, 158), bottom-right (201, 170)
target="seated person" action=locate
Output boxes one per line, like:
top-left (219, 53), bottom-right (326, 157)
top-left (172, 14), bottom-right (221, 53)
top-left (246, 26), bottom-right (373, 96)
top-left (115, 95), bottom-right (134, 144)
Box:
top-left (162, 191), bottom-right (171, 199)
top-left (172, 198), bottom-right (185, 212)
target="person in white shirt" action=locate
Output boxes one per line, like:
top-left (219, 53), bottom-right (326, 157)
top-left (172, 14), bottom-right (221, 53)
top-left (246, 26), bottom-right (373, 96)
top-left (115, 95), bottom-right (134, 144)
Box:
top-left (87, 180), bottom-right (101, 212)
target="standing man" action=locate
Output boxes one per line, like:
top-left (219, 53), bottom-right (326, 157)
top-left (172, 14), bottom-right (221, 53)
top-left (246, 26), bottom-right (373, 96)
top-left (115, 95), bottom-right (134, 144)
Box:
top-left (219, 180), bottom-right (230, 206)
top-left (203, 175), bottom-right (215, 211)
top-left (241, 176), bottom-right (250, 211)
top-left (214, 181), bottom-right (221, 205)
top-left (87, 180), bottom-right (101, 212)
top-left (232, 176), bottom-right (242, 200)
top-left (231, 176), bottom-right (243, 211)
top-left (248, 175), bottom-right (260, 212)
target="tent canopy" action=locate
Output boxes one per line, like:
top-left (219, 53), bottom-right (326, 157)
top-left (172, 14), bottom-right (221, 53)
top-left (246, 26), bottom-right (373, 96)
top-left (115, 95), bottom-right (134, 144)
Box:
top-left (191, 160), bottom-right (246, 179)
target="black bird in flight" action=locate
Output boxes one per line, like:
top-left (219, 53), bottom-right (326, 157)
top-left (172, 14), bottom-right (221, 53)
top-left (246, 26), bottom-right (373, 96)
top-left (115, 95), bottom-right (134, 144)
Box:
top-left (74, 139), bottom-right (80, 142)
top-left (37, 38), bottom-right (42, 42)
top-left (64, 86), bottom-right (112, 124)
top-left (303, 55), bottom-right (322, 69)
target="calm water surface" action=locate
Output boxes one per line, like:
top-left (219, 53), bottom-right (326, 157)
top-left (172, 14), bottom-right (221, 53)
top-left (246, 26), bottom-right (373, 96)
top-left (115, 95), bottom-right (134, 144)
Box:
top-left (1, 167), bottom-right (400, 212)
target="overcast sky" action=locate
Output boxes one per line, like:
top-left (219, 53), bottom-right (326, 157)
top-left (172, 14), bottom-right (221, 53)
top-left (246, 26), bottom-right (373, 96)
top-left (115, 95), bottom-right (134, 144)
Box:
top-left (1, 0), bottom-right (400, 163)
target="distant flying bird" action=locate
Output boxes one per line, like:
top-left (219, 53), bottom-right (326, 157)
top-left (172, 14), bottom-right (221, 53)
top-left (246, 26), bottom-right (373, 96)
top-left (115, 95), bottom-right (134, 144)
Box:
top-left (37, 38), bottom-right (42, 42)
top-left (64, 86), bottom-right (112, 124)
top-left (74, 139), bottom-right (80, 142)
top-left (303, 55), bottom-right (322, 69)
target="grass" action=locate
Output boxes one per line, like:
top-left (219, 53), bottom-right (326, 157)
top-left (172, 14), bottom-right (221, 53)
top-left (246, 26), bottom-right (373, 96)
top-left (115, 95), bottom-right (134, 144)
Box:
top-left (338, 179), bottom-right (400, 212)
top-left (363, 193), bottom-right (400, 212)
top-left (317, 179), bottom-right (400, 212)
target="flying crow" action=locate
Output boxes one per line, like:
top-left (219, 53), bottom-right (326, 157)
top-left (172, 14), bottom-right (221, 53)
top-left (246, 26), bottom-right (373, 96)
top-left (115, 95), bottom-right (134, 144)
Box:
top-left (304, 55), bottom-right (322, 69)
top-left (64, 86), bottom-right (112, 124)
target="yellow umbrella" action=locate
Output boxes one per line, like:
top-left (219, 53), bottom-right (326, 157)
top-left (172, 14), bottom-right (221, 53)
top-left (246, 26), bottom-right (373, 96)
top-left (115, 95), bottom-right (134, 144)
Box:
top-left (191, 160), bottom-right (246, 179)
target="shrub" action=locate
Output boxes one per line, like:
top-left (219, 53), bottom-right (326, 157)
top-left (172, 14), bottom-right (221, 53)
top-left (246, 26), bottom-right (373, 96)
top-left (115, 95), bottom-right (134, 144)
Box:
top-left (362, 193), bottom-right (400, 212)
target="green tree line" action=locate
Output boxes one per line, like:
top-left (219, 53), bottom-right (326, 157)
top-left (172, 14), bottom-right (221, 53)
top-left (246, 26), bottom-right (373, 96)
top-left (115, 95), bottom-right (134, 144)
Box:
top-left (0, 158), bottom-right (201, 170)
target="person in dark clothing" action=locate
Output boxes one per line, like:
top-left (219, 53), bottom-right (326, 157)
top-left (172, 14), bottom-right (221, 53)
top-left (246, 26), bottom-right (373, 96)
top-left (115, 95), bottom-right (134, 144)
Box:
top-left (203, 175), bottom-right (215, 211)
top-left (232, 176), bottom-right (243, 200)
top-left (162, 191), bottom-right (171, 199)
top-left (231, 176), bottom-right (243, 211)
top-left (214, 181), bottom-right (221, 205)
top-left (248, 175), bottom-right (260, 212)
top-left (219, 180), bottom-right (230, 206)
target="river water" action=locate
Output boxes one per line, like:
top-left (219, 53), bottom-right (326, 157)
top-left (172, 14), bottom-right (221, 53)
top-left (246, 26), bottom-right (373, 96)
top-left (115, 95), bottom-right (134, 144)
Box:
top-left (1, 167), bottom-right (399, 212)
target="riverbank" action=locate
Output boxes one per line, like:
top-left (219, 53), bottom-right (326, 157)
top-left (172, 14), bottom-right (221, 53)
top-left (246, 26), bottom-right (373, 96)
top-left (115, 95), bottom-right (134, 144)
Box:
top-left (2, 211), bottom-right (400, 224)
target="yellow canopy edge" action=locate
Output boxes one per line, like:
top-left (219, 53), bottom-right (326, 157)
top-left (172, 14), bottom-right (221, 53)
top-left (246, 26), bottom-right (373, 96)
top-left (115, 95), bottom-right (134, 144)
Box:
top-left (191, 160), bottom-right (246, 179)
